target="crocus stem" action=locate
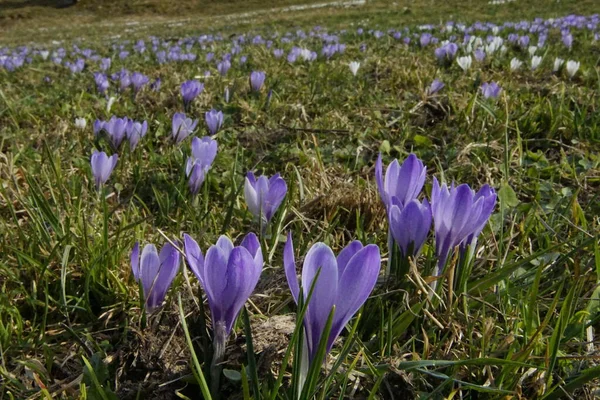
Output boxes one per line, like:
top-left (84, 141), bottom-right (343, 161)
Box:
top-left (385, 227), bottom-right (393, 281)
top-left (210, 322), bottom-right (227, 399)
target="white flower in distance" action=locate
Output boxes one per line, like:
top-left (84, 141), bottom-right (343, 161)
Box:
top-left (566, 60), bottom-right (580, 78)
top-left (510, 58), bottom-right (523, 71)
top-left (40, 50), bottom-right (50, 60)
top-left (531, 56), bottom-right (543, 70)
top-left (106, 96), bottom-right (116, 113)
top-left (553, 58), bottom-right (564, 72)
top-left (348, 61), bottom-right (360, 76)
top-left (75, 117), bottom-right (87, 130)
top-left (528, 46), bottom-right (537, 56)
top-left (456, 55), bottom-right (472, 71)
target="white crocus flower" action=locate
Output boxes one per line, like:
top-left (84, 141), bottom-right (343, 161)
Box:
top-left (510, 58), bottom-right (523, 71)
top-left (528, 46), bottom-right (538, 56)
top-left (456, 55), bottom-right (472, 71)
top-left (348, 61), bottom-right (361, 76)
top-left (531, 55), bottom-right (543, 70)
top-left (75, 117), bottom-right (87, 130)
top-left (553, 58), bottom-right (564, 72)
top-left (40, 50), bottom-right (49, 60)
top-left (106, 96), bottom-right (116, 113)
top-left (566, 60), bottom-right (580, 78)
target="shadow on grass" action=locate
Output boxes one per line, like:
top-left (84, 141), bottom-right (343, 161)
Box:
top-left (0, 0), bottom-right (77, 11)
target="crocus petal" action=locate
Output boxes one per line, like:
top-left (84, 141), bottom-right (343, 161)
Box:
top-left (284, 232), bottom-right (300, 303)
top-left (139, 244), bottom-right (161, 309)
top-left (336, 241), bottom-right (363, 277)
top-left (302, 243), bottom-right (338, 360)
top-left (329, 244), bottom-right (380, 351)
top-left (184, 233), bottom-right (205, 284)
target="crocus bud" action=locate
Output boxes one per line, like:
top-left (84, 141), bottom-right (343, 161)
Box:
top-left (205, 109), bottom-right (224, 135)
top-left (244, 172), bottom-right (287, 224)
top-left (131, 242), bottom-right (180, 313)
top-left (249, 71), bottom-right (266, 92)
top-left (90, 151), bottom-right (118, 190)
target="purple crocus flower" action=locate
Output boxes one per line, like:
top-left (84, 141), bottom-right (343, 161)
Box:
top-left (375, 153), bottom-right (426, 211)
top-left (90, 151), bottom-right (118, 190)
top-left (150, 78), bottom-right (161, 92)
top-left (93, 72), bottom-right (109, 94)
top-left (126, 120), bottom-right (148, 151)
top-left (273, 49), bottom-right (284, 58)
top-left (434, 42), bottom-right (458, 62)
top-left (118, 69), bottom-right (131, 92)
top-left (562, 33), bottom-right (573, 49)
top-left (102, 116), bottom-right (129, 149)
top-left (249, 71), bottom-right (266, 92)
top-left (388, 199), bottom-right (432, 257)
top-left (183, 232), bottom-right (263, 352)
top-left (181, 80), bottom-right (204, 108)
top-left (93, 119), bottom-right (104, 136)
top-left (172, 112), bottom-right (198, 144)
top-left (431, 178), bottom-right (497, 276)
top-left (244, 172), bottom-right (287, 224)
top-left (205, 109), bottom-right (224, 135)
top-left (131, 72), bottom-right (149, 93)
top-left (428, 79), bottom-right (444, 95)
top-left (131, 242), bottom-right (180, 313)
top-left (283, 232), bottom-right (381, 363)
top-left (474, 48), bottom-right (486, 62)
top-left (480, 82), bottom-right (502, 99)
top-left (185, 136), bottom-right (218, 195)
top-left (217, 60), bottom-right (231, 76)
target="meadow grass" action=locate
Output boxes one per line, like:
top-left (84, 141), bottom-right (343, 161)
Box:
top-left (1, 0), bottom-right (600, 398)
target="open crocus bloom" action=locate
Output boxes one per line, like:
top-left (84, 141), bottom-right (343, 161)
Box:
top-left (284, 232), bottom-right (381, 362)
top-left (183, 233), bottom-right (263, 336)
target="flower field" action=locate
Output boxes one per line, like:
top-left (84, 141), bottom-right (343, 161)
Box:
top-left (1, 0), bottom-right (600, 398)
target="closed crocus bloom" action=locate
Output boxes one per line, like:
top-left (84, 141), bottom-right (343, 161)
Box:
top-left (131, 72), bottom-right (149, 93)
top-left (205, 109), bottom-right (224, 135)
top-left (480, 82), bottom-right (502, 99)
top-left (244, 172), bottom-right (287, 224)
top-left (102, 116), bottom-right (129, 150)
top-left (348, 61), bottom-right (360, 76)
top-left (75, 117), bottom-right (87, 130)
top-left (93, 120), bottom-right (104, 136)
top-left (126, 120), bottom-right (148, 151)
top-left (375, 153), bottom-right (426, 210)
top-left (553, 57), bottom-right (565, 72)
top-left (217, 60), bottom-right (231, 76)
top-left (249, 71), bottom-right (266, 92)
top-left (183, 233), bottom-right (263, 338)
top-left (431, 178), bottom-right (496, 275)
top-left (284, 232), bottom-right (381, 362)
top-left (185, 136), bottom-right (217, 195)
top-left (427, 79), bottom-right (444, 95)
top-left (531, 55), bottom-right (543, 70)
top-left (456, 55), bottom-right (472, 71)
top-left (90, 151), bottom-right (118, 190)
top-left (172, 112), bottom-right (198, 144)
top-left (566, 60), bottom-right (580, 78)
top-left (510, 58), bottom-right (523, 71)
top-left (131, 242), bottom-right (180, 313)
top-left (388, 199), bottom-right (432, 257)
top-left (181, 80), bottom-right (204, 108)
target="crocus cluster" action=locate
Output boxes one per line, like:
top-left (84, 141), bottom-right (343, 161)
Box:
top-left (94, 116), bottom-right (148, 151)
top-left (376, 154), bottom-right (497, 284)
